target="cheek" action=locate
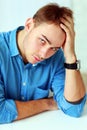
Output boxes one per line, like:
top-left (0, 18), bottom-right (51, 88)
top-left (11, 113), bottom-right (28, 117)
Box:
top-left (28, 41), bottom-right (40, 54)
top-left (23, 35), bottom-right (40, 54)
top-left (31, 42), bottom-right (39, 52)
top-left (46, 51), bottom-right (56, 59)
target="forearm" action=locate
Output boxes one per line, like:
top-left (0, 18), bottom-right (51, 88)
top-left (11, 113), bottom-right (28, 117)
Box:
top-left (64, 69), bottom-right (86, 102)
top-left (60, 13), bottom-right (86, 101)
top-left (15, 98), bottom-right (58, 121)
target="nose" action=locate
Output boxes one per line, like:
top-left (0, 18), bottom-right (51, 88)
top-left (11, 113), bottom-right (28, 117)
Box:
top-left (39, 48), bottom-right (48, 59)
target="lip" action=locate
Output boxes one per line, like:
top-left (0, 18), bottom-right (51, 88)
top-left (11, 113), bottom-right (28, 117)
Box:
top-left (33, 55), bottom-right (41, 62)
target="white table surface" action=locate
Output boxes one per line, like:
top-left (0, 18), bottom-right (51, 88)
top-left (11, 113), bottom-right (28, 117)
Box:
top-left (0, 103), bottom-right (87, 130)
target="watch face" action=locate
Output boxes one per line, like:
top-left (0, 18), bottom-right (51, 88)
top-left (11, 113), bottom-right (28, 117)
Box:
top-left (76, 60), bottom-right (80, 70)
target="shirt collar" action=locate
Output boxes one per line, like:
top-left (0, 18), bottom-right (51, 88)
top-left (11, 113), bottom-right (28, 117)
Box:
top-left (33, 60), bottom-right (47, 66)
top-left (9, 26), bottom-right (24, 57)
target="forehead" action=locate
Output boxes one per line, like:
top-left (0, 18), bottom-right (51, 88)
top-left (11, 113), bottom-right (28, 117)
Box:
top-left (34, 23), bottom-right (65, 46)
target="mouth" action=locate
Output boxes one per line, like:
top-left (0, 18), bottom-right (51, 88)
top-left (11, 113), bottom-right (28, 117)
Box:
top-left (33, 55), bottom-right (41, 62)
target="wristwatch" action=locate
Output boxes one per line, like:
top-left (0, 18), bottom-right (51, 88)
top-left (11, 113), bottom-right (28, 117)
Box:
top-left (64, 60), bottom-right (80, 70)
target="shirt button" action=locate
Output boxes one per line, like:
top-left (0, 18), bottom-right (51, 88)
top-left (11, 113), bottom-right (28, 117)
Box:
top-left (22, 96), bottom-right (25, 100)
top-left (23, 82), bottom-right (26, 86)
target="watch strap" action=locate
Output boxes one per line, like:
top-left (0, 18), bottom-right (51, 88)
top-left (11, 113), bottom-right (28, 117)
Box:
top-left (64, 60), bottom-right (80, 70)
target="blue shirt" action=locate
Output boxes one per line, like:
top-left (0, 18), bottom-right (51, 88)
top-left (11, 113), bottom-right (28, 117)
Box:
top-left (0, 26), bottom-right (86, 123)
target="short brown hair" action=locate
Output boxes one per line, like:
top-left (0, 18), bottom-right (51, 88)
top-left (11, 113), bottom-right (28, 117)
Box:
top-left (33, 3), bottom-right (73, 26)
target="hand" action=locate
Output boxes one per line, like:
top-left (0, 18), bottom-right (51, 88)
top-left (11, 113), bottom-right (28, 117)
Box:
top-left (60, 15), bottom-right (77, 63)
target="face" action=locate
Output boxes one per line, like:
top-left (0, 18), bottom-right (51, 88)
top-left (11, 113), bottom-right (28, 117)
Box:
top-left (22, 20), bottom-right (65, 64)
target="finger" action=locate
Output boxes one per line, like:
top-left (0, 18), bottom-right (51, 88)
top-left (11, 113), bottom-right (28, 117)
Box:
top-left (60, 23), bottom-right (70, 36)
top-left (60, 17), bottom-right (74, 29)
top-left (60, 18), bottom-right (74, 36)
top-left (61, 23), bottom-right (75, 39)
top-left (62, 15), bottom-right (74, 25)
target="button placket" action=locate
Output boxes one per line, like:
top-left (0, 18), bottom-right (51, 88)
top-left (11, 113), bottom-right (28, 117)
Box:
top-left (23, 82), bottom-right (26, 86)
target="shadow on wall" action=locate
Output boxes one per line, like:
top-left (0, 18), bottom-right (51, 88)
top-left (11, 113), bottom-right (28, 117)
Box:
top-left (82, 73), bottom-right (87, 91)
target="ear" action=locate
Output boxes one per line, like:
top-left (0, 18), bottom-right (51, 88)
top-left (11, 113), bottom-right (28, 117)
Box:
top-left (25, 18), bottom-right (34, 31)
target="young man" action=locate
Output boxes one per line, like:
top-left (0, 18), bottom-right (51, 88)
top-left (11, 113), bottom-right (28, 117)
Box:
top-left (0, 3), bottom-right (86, 124)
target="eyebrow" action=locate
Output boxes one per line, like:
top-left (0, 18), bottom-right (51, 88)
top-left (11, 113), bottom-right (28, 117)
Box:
top-left (41, 34), bottom-right (61, 49)
top-left (41, 34), bottom-right (52, 45)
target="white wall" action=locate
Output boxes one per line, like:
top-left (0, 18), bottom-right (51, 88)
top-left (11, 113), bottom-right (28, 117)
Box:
top-left (0, 0), bottom-right (72, 31)
top-left (73, 0), bottom-right (87, 73)
top-left (72, 0), bottom-right (87, 88)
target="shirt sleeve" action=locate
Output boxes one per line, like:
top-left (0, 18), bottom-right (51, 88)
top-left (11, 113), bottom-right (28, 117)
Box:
top-left (57, 94), bottom-right (86, 117)
top-left (51, 52), bottom-right (86, 117)
top-left (0, 77), bottom-right (18, 124)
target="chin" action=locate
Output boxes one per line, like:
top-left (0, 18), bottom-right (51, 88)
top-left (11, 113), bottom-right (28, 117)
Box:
top-left (28, 60), bottom-right (37, 64)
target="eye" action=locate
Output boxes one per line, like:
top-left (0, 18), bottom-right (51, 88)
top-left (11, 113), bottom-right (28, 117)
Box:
top-left (40, 38), bottom-right (46, 45)
top-left (52, 47), bottom-right (60, 52)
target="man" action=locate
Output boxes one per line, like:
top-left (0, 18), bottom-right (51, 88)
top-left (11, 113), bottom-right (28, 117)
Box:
top-left (0, 3), bottom-right (86, 124)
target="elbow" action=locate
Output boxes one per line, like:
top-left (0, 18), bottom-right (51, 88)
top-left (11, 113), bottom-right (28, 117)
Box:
top-left (62, 103), bottom-right (86, 118)
top-left (59, 95), bottom-right (86, 118)
top-left (63, 108), bottom-right (82, 118)
top-left (0, 113), bottom-right (16, 124)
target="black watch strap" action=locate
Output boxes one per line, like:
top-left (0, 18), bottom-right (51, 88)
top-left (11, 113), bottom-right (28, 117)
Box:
top-left (64, 60), bottom-right (80, 70)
